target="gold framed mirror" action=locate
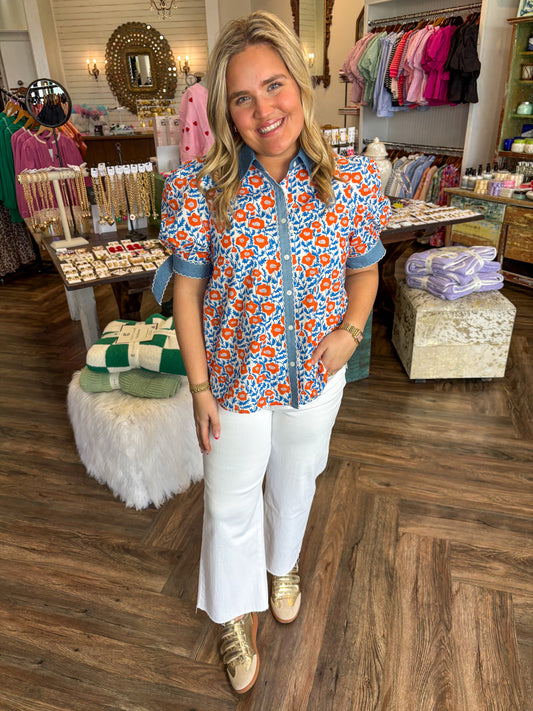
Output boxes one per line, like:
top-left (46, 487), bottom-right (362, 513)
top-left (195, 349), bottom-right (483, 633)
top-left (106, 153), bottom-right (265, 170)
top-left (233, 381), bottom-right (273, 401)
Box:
top-left (105, 22), bottom-right (177, 113)
top-left (291, 0), bottom-right (335, 88)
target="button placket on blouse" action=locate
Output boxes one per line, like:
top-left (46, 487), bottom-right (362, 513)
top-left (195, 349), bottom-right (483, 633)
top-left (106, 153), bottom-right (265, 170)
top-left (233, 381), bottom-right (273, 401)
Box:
top-left (261, 171), bottom-right (299, 408)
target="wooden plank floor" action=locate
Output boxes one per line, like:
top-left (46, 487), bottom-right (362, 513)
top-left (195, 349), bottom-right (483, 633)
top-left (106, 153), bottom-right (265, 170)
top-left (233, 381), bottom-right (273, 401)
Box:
top-left (1, 253), bottom-right (532, 711)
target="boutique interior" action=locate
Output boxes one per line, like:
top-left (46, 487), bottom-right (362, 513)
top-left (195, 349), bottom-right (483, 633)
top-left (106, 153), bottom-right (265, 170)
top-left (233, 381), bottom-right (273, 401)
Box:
top-left (1, 0), bottom-right (532, 708)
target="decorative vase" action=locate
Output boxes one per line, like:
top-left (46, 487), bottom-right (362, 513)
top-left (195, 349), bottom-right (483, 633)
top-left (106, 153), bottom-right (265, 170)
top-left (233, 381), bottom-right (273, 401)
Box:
top-left (363, 137), bottom-right (392, 194)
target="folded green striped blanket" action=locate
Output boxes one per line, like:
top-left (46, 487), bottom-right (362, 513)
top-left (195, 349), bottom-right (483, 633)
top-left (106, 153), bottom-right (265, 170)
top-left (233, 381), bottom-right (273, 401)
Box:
top-left (79, 366), bottom-right (182, 398)
top-left (86, 313), bottom-right (186, 375)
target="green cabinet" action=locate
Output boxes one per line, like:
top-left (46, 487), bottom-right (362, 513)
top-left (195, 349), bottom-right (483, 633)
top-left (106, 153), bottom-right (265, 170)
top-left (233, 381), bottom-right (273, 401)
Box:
top-left (498, 16), bottom-right (533, 158)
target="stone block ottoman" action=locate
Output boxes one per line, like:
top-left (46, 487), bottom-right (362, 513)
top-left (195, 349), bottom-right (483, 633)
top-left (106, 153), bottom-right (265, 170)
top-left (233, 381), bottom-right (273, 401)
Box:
top-left (67, 371), bottom-right (203, 509)
top-left (392, 281), bottom-right (516, 380)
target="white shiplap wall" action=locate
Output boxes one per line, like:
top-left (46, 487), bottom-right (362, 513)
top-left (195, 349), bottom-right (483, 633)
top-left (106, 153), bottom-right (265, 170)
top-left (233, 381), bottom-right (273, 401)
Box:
top-left (50, 0), bottom-right (208, 129)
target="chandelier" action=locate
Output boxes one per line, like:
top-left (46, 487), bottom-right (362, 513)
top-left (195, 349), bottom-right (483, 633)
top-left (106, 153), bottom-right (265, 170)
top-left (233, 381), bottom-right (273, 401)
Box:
top-left (150, 0), bottom-right (177, 20)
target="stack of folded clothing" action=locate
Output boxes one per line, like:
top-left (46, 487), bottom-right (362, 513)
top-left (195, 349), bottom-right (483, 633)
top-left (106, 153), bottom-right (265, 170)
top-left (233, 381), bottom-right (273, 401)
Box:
top-left (405, 246), bottom-right (504, 300)
top-left (81, 313), bottom-right (186, 397)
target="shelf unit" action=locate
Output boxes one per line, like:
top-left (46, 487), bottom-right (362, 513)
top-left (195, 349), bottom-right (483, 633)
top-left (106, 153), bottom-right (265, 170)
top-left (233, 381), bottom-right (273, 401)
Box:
top-left (497, 16), bottom-right (533, 157)
top-left (338, 75), bottom-right (361, 140)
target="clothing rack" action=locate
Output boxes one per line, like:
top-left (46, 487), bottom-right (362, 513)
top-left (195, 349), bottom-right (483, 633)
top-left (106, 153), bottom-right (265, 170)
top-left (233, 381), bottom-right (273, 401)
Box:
top-left (363, 138), bottom-right (463, 156)
top-left (0, 86), bottom-right (24, 102)
top-left (367, 2), bottom-right (482, 27)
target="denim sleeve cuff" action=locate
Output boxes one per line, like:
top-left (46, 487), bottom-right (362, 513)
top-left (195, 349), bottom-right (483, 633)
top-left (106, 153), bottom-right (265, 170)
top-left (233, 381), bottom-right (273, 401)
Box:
top-left (346, 239), bottom-right (386, 270)
top-left (151, 254), bottom-right (212, 304)
top-left (172, 253), bottom-right (212, 279)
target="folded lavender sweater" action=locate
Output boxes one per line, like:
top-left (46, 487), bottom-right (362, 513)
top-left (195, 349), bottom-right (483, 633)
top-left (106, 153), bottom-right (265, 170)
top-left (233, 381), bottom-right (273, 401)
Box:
top-left (406, 246), bottom-right (499, 285)
top-left (406, 272), bottom-right (504, 300)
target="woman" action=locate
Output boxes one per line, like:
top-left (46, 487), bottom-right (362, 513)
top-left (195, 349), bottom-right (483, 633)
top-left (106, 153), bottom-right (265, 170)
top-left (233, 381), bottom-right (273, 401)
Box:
top-left (153, 11), bottom-right (389, 694)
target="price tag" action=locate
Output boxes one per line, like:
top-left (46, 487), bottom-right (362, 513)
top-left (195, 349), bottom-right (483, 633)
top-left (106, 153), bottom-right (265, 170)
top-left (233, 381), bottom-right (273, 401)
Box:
top-left (116, 323), bottom-right (159, 344)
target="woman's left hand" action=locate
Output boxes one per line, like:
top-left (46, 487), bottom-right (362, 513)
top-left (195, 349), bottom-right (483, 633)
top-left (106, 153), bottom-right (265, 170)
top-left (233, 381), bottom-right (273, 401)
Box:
top-left (310, 329), bottom-right (358, 376)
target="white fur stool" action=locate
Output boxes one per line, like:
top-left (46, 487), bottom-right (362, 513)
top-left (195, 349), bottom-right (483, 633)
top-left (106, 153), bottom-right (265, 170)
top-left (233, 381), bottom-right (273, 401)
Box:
top-left (67, 371), bottom-right (203, 509)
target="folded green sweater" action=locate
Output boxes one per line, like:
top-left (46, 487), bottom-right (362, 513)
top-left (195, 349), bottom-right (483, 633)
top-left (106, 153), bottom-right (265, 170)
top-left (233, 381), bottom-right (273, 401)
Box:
top-left (79, 366), bottom-right (182, 399)
top-left (85, 314), bottom-right (186, 376)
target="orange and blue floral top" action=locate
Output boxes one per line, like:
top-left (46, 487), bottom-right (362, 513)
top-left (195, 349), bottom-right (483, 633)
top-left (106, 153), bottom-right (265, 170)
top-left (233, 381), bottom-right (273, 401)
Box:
top-left (153, 146), bottom-right (390, 413)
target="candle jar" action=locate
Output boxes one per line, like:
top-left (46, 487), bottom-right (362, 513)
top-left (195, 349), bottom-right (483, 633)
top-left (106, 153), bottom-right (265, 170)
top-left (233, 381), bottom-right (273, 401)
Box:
top-left (521, 63), bottom-right (533, 80)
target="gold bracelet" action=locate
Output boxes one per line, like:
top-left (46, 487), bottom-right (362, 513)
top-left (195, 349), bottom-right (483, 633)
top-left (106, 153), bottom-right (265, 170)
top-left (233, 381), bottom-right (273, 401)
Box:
top-left (189, 380), bottom-right (211, 394)
top-left (338, 322), bottom-right (364, 345)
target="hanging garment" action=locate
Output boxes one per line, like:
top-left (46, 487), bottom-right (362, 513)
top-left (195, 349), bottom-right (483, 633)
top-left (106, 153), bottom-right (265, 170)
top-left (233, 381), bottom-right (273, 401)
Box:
top-left (445, 22), bottom-right (480, 103)
top-left (388, 30), bottom-right (414, 105)
top-left (422, 24), bottom-right (457, 104)
top-left (342, 32), bottom-right (376, 104)
top-left (404, 26), bottom-right (436, 105)
top-left (178, 83), bottom-right (213, 164)
top-left (0, 111), bottom-right (27, 222)
top-left (374, 33), bottom-right (402, 118)
top-left (0, 204), bottom-right (35, 277)
top-left (358, 32), bottom-right (387, 107)
top-left (414, 164), bottom-right (438, 201)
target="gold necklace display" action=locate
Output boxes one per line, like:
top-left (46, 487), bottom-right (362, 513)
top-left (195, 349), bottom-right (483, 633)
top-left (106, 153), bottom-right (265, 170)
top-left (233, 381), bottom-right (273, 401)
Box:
top-left (19, 172), bottom-right (41, 231)
top-left (29, 177), bottom-right (44, 229)
top-left (138, 171), bottom-right (152, 220)
top-left (116, 173), bottom-right (128, 221)
top-left (73, 166), bottom-right (91, 218)
top-left (86, 163), bottom-right (159, 227)
top-left (107, 173), bottom-right (121, 225)
top-left (37, 172), bottom-right (56, 228)
top-left (149, 169), bottom-right (157, 220)
top-left (18, 167), bottom-right (90, 233)
top-left (124, 171), bottom-right (141, 221)
top-left (92, 171), bottom-right (114, 225)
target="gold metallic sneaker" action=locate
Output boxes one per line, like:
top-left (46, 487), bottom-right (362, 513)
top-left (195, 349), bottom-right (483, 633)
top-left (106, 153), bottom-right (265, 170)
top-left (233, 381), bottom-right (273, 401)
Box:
top-left (220, 612), bottom-right (259, 693)
top-left (270, 564), bottom-right (301, 624)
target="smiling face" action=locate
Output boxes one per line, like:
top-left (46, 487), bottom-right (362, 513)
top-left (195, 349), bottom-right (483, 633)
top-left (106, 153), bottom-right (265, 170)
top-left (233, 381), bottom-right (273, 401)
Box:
top-left (226, 43), bottom-right (304, 183)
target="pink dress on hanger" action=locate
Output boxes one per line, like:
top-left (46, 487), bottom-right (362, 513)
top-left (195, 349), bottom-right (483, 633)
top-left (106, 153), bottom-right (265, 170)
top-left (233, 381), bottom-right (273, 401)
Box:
top-left (406, 25), bottom-right (437, 105)
top-left (178, 84), bottom-right (213, 164)
top-left (403, 27), bottom-right (433, 104)
top-left (422, 24), bottom-right (457, 104)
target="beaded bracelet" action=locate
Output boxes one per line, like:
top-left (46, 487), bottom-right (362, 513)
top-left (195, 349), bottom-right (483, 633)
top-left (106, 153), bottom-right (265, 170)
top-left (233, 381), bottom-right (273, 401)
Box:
top-left (338, 322), bottom-right (364, 345)
top-left (189, 380), bottom-right (211, 394)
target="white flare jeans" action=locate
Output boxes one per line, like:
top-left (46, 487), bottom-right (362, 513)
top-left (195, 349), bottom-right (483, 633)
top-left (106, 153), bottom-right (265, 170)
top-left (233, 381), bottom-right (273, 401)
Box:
top-left (197, 368), bottom-right (346, 623)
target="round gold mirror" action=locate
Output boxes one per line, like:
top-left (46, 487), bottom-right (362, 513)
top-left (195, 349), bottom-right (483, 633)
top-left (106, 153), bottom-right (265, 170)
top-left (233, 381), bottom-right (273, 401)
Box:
top-left (105, 22), bottom-right (178, 113)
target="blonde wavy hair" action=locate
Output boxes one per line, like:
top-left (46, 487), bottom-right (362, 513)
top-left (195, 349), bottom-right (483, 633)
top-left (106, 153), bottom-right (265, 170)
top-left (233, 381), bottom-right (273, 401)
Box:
top-left (197, 10), bottom-right (337, 226)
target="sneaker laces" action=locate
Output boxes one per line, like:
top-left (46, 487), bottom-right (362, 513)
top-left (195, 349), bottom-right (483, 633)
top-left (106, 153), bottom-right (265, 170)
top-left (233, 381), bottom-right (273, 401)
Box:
top-left (272, 564), bottom-right (300, 603)
top-left (220, 615), bottom-right (253, 671)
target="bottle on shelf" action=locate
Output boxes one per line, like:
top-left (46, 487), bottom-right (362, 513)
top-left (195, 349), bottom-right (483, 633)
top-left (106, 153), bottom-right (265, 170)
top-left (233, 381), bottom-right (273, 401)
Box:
top-left (467, 168), bottom-right (477, 190)
top-left (483, 163), bottom-right (493, 180)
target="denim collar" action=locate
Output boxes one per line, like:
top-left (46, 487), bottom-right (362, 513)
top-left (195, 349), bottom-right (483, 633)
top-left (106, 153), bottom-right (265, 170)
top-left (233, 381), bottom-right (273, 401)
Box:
top-left (237, 143), bottom-right (313, 181)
